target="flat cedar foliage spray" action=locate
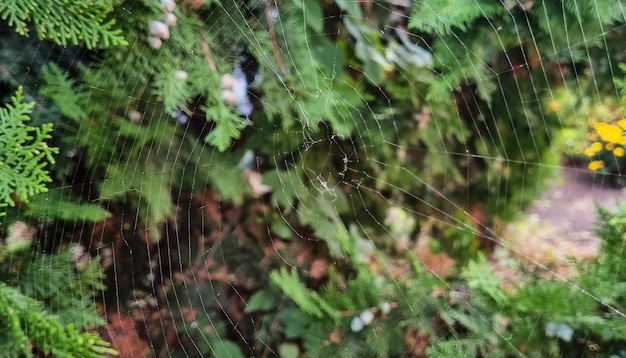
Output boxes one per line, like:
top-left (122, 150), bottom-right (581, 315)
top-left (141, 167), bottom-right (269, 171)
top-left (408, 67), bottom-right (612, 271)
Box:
top-left (1, 0), bottom-right (626, 356)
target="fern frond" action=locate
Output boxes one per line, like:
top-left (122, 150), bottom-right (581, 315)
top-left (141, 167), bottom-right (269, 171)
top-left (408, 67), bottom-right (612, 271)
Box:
top-left (427, 338), bottom-right (485, 358)
top-left (40, 63), bottom-right (89, 122)
top-left (25, 190), bottom-right (112, 223)
top-left (410, 0), bottom-right (502, 35)
top-left (270, 267), bottom-right (339, 321)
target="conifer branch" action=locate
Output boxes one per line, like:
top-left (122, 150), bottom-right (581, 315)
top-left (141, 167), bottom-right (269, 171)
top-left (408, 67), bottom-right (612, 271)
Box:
top-left (0, 87), bottom-right (58, 207)
top-left (0, 0), bottom-right (128, 49)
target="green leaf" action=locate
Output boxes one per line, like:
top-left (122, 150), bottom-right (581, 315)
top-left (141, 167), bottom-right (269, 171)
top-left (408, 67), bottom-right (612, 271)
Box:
top-left (295, 0), bottom-right (323, 33)
top-left (279, 343), bottom-right (300, 358)
top-left (363, 57), bottom-right (386, 85)
top-left (244, 288), bottom-right (280, 313)
top-left (25, 191), bottom-right (111, 222)
top-left (100, 160), bottom-right (175, 242)
top-left (335, 0), bottom-right (363, 18)
top-left (308, 217), bottom-right (345, 257)
top-left (271, 218), bottom-right (293, 239)
top-left (310, 36), bottom-right (344, 77)
top-left (209, 339), bottom-right (244, 358)
top-left (204, 153), bottom-right (249, 204)
top-left (277, 308), bottom-right (318, 339)
top-left (263, 170), bottom-right (301, 212)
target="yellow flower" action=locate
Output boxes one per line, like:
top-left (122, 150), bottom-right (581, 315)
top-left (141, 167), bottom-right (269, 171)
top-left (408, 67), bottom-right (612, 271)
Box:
top-left (606, 143), bottom-right (615, 151)
top-left (615, 147), bottom-right (625, 157)
top-left (594, 122), bottom-right (609, 130)
top-left (618, 119), bottom-right (626, 129)
top-left (584, 147), bottom-right (597, 157)
top-left (584, 141), bottom-right (604, 157)
top-left (596, 123), bottom-right (623, 144)
top-left (588, 160), bottom-right (605, 171)
top-left (591, 142), bottom-right (603, 151)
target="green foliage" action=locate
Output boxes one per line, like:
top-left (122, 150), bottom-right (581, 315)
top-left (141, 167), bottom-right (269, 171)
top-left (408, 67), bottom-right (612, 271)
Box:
top-left (203, 102), bottom-right (247, 152)
top-left (581, 205), bottom-right (626, 312)
top-left (410, 0), bottom-right (503, 36)
top-left (24, 190), bottom-right (112, 223)
top-left (40, 62), bottom-right (178, 240)
top-left (21, 0), bottom-right (593, 247)
top-left (39, 63), bottom-right (89, 123)
top-left (100, 157), bottom-right (175, 242)
top-left (0, 87), bottom-right (58, 208)
top-left (263, 264), bottom-right (406, 357)
top-left (3, 0), bottom-right (626, 356)
top-left (0, 0), bottom-right (127, 49)
top-left (0, 240), bottom-right (114, 357)
top-left (263, 202), bottom-right (626, 357)
top-left (270, 267), bottom-right (338, 320)
top-left (15, 249), bottom-right (106, 328)
top-left (39, 62), bottom-right (111, 168)
top-left (37, 19), bottom-right (255, 239)
top-left (0, 283), bottom-right (116, 358)
top-left (404, 0), bottom-right (625, 220)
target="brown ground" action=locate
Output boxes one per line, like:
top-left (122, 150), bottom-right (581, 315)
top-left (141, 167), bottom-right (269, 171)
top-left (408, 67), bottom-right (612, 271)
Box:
top-left (506, 163), bottom-right (626, 271)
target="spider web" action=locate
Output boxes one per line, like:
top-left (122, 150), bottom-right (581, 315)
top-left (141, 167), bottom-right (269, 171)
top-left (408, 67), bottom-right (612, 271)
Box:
top-left (4, 0), bottom-right (626, 357)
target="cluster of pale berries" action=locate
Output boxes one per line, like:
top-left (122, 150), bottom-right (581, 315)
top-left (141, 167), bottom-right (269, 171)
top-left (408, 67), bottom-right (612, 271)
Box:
top-left (350, 301), bottom-right (392, 333)
top-left (220, 69), bottom-right (253, 117)
top-left (147, 0), bottom-right (178, 50)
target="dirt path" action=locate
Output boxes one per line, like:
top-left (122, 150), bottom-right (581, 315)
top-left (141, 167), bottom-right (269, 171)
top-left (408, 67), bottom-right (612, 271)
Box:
top-left (506, 164), bottom-right (626, 269)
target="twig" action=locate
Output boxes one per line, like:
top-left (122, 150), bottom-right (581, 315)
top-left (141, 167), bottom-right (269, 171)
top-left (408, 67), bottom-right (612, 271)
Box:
top-left (266, 0), bottom-right (288, 75)
top-left (199, 38), bottom-right (217, 72)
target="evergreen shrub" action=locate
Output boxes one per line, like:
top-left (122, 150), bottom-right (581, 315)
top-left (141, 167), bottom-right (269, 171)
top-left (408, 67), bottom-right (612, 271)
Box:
top-left (1, 0), bottom-right (625, 356)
